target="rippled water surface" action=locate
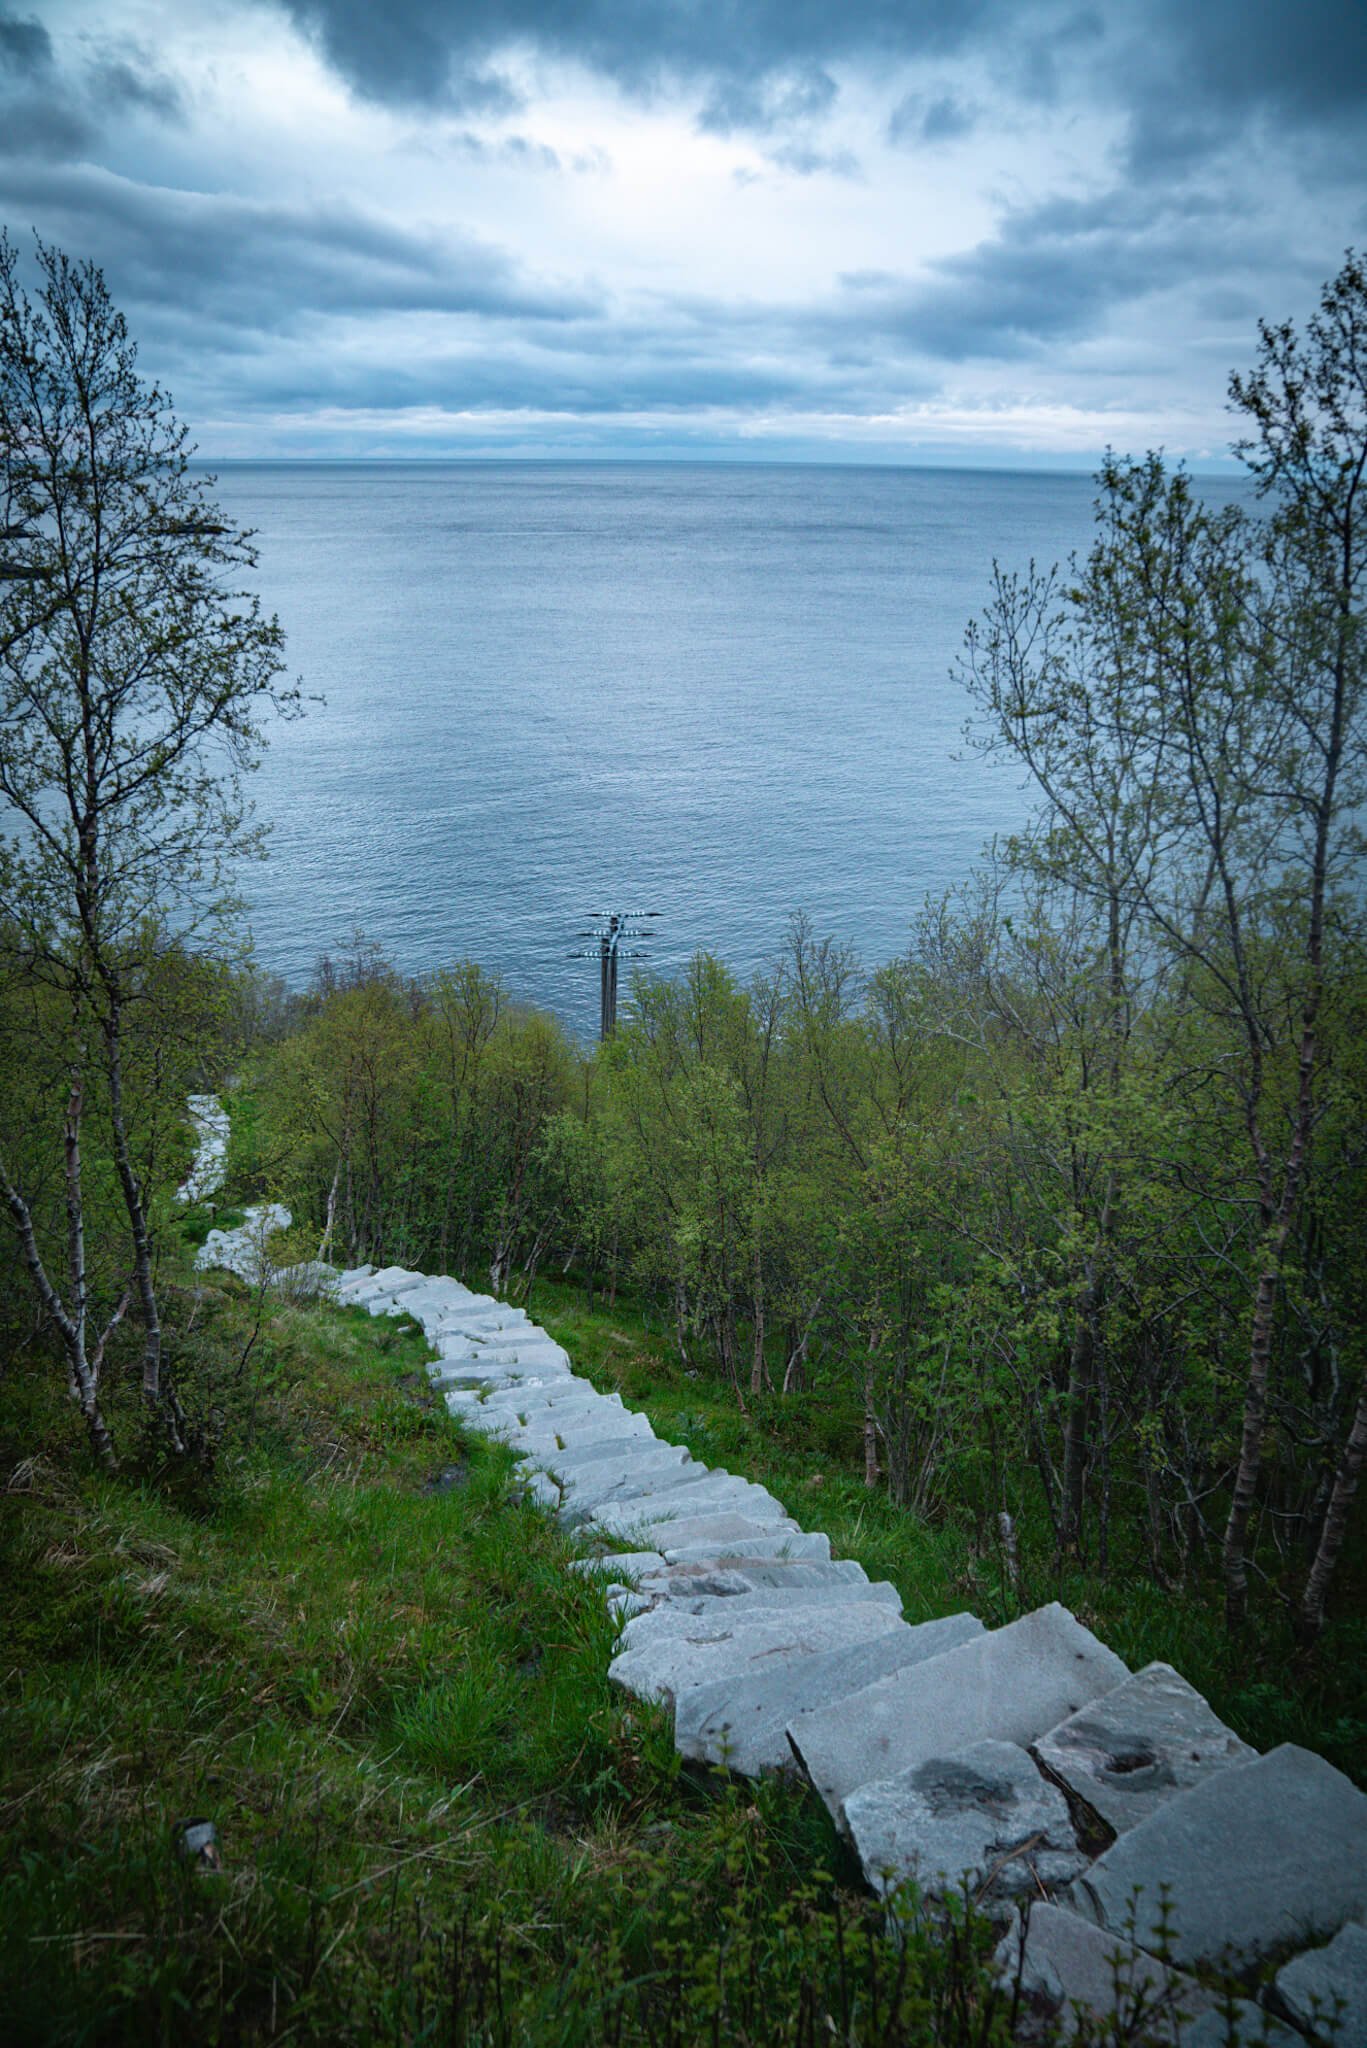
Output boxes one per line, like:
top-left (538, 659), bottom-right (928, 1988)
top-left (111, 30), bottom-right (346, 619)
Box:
top-left (209, 461), bottom-right (1244, 1038)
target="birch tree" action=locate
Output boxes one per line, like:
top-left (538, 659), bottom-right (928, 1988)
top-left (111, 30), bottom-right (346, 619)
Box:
top-left (0, 233), bottom-right (297, 1454)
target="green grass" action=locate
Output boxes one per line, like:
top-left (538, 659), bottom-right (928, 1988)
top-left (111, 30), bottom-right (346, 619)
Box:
top-left (526, 1273), bottom-right (1367, 1787)
top-left (0, 1279), bottom-right (1012, 2047)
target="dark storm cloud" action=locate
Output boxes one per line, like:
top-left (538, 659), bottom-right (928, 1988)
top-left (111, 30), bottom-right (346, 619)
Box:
top-left (276, 0), bottom-right (1367, 159)
top-left (0, 12), bottom-right (185, 162)
top-left (0, 163), bottom-right (599, 334)
top-left (697, 65), bottom-right (839, 137)
top-left (887, 93), bottom-right (976, 146)
top-left (0, 8), bottom-right (50, 75)
top-left (85, 50), bottom-right (185, 124)
top-left (278, 0), bottom-right (1000, 110)
top-left (836, 185), bottom-right (1271, 361)
top-left (1116, 0), bottom-right (1367, 176)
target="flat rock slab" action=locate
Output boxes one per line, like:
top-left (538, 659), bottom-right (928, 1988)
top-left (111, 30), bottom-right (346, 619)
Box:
top-left (996, 1902), bottom-right (1296, 2046)
top-left (609, 1600), bottom-right (904, 1705)
top-left (1178, 2006), bottom-right (1299, 2048)
top-left (551, 1456), bottom-right (696, 1498)
top-left (675, 1612), bottom-right (983, 1777)
top-left (435, 1365), bottom-right (567, 1393)
top-left (598, 1466), bottom-right (778, 1515)
top-left (611, 1511), bottom-right (800, 1553)
top-left (1074, 1743), bottom-right (1367, 1974)
top-left (557, 1463), bottom-right (725, 1523)
top-left (549, 1437), bottom-right (694, 1479)
top-left (845, 1740), bottom-right (1085, 1905)
top-left (623, 1584), bottom-right (903, 1644)
top-left (1034, 1661), bottom-right (1255, 1838)
top-left (643, 1559), bottom-right (870, 1595)
top-left (788, 1603), bottom-right (1128, 1824)
top-left (520, 1470), bottom-right (561, 1510)
top-left (652, 1581), bottom-right (899, 1620)
top-left (1275, 1920), bottom-right (1367, 2045)
top-left (482, 1387), bottom-right (626, 1421)
top-left (341, 1266), bottom-right (425, 1303)
top-left (569, 1552), bottom-right (667, 1580)
top-left (666, 1531), bottom-right (832, 1564)
top-left (588, 1489), bottom-right (790, 1543)
top-left (513, 1414), bottom-right (657, 1455)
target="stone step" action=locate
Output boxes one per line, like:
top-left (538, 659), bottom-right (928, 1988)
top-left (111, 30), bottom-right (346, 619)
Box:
top-left (532, 1425), bottom-right (680, 1474)
top-left (510, 1411), bottom-right (658, 1455)
top-left (555, 1458), bottom-right (721, 1524)
top-left (609, 1598), bottom-right (905, 1706)
top-left (604, 1510), bottom-right (800, 1554)
top-left (537, 1444), bottom-right (697, 1500)
top-left (996, 1902), bottom-right (1299, 2046)
top-left (586, 1485), bottom-right (790, 1544)
top-left (337, 1265), bottom-right (425, 1304)
top-left (477, 1383), bottom-right (624, 1419)
top-left (1071, 1742), bottom-right (1367, 1975)
top-left (369, 1280), bottom-right (464, 1318)
top-left (1033, 1661), bottom-right (1255, 1839)
top-left (640, 1558), bottom-right (872, 1597)
top-left (1275, 1920), bottom-right (1367, 2045)
top-left (787, 1602), bottom-right (1128, 1825)
top-left (569, 1551), bottom-right (668, 1581)
top-left (674, 1611), bottom-right (982, 1777)
top-left (846, 1738), bottom-right (1086, 1906)
top-left (393, 1281), bottom-right (483, 1324)
top-left (432, 1361), bottom-right (568, 1393)
top-left (626, 1582), bottom-right (903, 1636)
top-left (665, 1530), bottom-right (832, 1565)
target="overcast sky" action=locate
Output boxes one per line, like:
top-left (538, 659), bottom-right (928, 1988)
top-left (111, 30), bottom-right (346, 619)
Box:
top-left (2, 0), bottom-right (1364, 463)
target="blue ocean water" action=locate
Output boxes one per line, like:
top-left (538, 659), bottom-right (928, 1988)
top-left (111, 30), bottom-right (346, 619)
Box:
top-left (208, 461), bottom-right (1247, 1038)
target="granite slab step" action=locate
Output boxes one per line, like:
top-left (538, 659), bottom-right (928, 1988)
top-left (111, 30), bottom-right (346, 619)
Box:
top-left (625, 1582), bottom-right (903, 1636)
top-left (569, 1551), bottom-right (668, 1581)
top-left (549, 1458), bottom-right (700, 1523)
top-left (845, 1739), bottom-right (1086, 1906)
top-left (1033, 1661), bottom-right (1256, 1839)
top-left (370, 1282), bottom-right (467, 1321)
top-left (787, 1603), bottom-right (1129, 1825)
top-left (609, 1598), bottom-right (905, 1705)
top-left (1071, 1743), bottom-right (1367, 1975)
top-left (477, 1384), bottom-right (625, 1420)
top-left (665, 1530), bottom-right (832, 1564)
top-left (586, 1486), bottom-right (790, 1544)
top-left (641, 1559), bottom-right (872, 1597)
top-left (536, 1446), bottom-right (697, 1500)
top-left (511, 1412), bottom-right (658, 1454)
top-left (555, 1460), bottom-right (724, 1524)
top-left (674, 1611), bottom-right (983, 1776)
top-left (604, 1510), bottom-right (800, 1554)
top-left (341, 1267), bottom-right (426, 1305)
top-left (996, 1901), bottom-right (1299, 2046)
top-left (532, 1425), bottom-right (680, 1474)
top-left (433, 1361), bottom-right (567, 1392)
top-left (1274, 1920), bottom-right (1367, 2045)
top-left (543, 1440), bottom-right (694, 1476)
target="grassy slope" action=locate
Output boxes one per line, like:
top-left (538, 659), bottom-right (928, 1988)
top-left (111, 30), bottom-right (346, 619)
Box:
top-left (0, 1280), bottom-right (1009, 2048)
top-left (528, 1275), bottom-right (1367, 1787)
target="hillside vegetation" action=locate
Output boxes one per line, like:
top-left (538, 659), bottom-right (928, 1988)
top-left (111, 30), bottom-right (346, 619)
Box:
top-left (0, 1277), bottom-right (1013, 2046)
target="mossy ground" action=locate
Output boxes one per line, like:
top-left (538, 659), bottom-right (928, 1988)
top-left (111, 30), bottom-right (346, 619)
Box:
top-left (0, 1279), bottom-right (1011, 2047)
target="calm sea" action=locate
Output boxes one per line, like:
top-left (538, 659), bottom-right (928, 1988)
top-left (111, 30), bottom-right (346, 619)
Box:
top-left (206, 461), bottom-right (1247, 1039)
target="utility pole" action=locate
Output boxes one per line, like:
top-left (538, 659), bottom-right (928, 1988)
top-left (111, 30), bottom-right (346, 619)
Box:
top-left (571, 911), bottom-right (661, 1040)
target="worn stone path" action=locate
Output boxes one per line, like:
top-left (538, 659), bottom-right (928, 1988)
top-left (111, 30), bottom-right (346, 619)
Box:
top-left (190, 1109), bottom-right (1365, 2048)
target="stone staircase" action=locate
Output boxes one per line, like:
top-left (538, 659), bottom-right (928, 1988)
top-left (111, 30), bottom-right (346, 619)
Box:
top-left (186, 1118), bottom-right (1366, 2047)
